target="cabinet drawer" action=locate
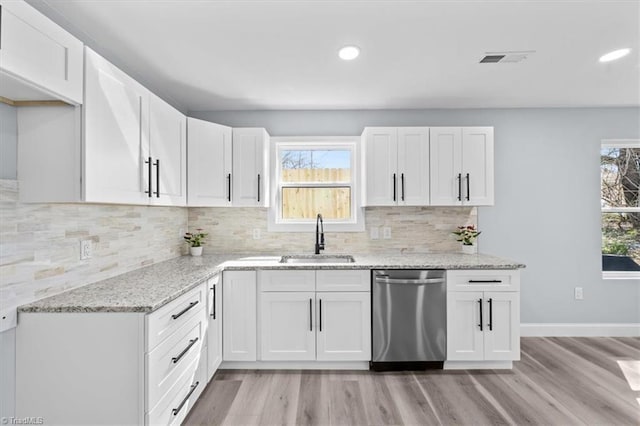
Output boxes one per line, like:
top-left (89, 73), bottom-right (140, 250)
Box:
top-left (259, 270), bottom-right (315, 292)
top-left (147, 284), bottom-right (207, 351)
top-left (146, 308), bottom-right (205, 412)
top-left (316, 270), bottom-right (370, 292)
top-left (446, 270), bottom-right (520, 292)
top-left (146, 357), bottom-right (204, 426)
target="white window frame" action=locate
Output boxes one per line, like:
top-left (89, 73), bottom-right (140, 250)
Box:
top-left (601, 139), bottom-right (640, 280)
top-left (268, 136), bottom-right (364, 232)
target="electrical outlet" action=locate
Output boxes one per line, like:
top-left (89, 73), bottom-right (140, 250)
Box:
top-left (574, 287), bottom-right (583, 300)
top-left (252, 228), bottom-right (261, 239)
top-left (382, 227), bottom-right (392, 239)
top-left (80, 239), bottom-right (92, 260)
top-left (370, 227), bottom-right (380, 240)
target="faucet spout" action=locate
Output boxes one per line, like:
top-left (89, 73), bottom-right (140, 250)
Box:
top-left (315, 213), bottom-right (325, 255)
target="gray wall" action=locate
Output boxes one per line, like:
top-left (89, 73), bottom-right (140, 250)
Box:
top-left (191, 107), bottom-right (640, 324)
top-left (0, 103), bottom-right (17, 179)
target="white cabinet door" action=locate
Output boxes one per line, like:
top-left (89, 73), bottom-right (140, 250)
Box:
top-left (187, 118), bottom-right (232, 206)
top-left (83, 47), bottom-right (150, 205)
top-left (232, 128), bottom-right (269, 206)
top-left (462, 127), bottom-right (494, 206)
top-left (316, 292), bottom-right (371, 361)
top-left (223, 271), bottom-right (257, 361)
top-left (364, 127), bottom-right (398, 206)
top-left (260, 292), bottom-right (316, 361)
top-left (483, 292), bottom-right (520, 361)
top-left (446, 291), bottom-right (484, 361)
top-left (149, 94), bottom-right (186, 206)
top-left (397, 127), bottom-right (430, 206)
top-left (0, 0), bottom-right (83, 104)
top-left (429, 127), bottom-right (462, 206)
top-left (206, 275), bottom-right (223, 381)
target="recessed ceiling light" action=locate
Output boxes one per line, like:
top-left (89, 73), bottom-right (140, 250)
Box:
top-left (599, 48), bottom-right (631, 63)
top-left (338, 46), bottom-right (360, 61)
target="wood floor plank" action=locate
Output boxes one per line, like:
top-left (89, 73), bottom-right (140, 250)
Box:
top-left (257, 371), bottom-right (301, 426)
top-left (414, 370), bottom-right (510, 425)
top-left (358, 372), bottom-right (404, 425)
top-left (183, 379), bottom-right (242, 426)
top-left (520, 341), bottom-right (640, 425)
top-left (328, 379), bottom-right (368, 426)
top-left (295, 372), bottom-right (330, 426)
top-left (384, 372), bottom-right (441, 425)
top-left (186, 338), bottom-right (640, 426)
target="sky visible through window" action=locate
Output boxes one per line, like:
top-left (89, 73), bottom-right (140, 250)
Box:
top-left (280, 150), bottom-right (350, 170)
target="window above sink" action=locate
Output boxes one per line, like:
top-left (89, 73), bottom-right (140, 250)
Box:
top-left (268, 137), bottom-right (365, 232)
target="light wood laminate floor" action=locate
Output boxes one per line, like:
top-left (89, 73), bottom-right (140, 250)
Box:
top-left (184, 337), bottom-right (640, 425)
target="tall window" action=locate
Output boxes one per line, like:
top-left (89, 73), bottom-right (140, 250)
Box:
top-left (601, 140), bottom-right (640, 278)
top-left (268, 137), bottom-right (363, 232)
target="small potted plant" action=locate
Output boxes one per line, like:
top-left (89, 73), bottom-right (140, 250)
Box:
top-left (184, 229), bottom-right (208, 256)
top-left (453, 225), bottom-right (481, 254)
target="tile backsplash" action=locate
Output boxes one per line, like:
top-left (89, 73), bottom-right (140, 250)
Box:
top-left (0, 180), bottom-right (187, 310)
top-left (1, 177), bottom-right (476, 310)
top-left (188, 206), bottom-right (477, 254)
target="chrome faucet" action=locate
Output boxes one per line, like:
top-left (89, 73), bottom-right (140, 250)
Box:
top-left (315, 213), bottom-right (325, 255)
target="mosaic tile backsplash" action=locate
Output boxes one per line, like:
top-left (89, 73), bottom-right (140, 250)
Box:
top-left (1, 178), bottom-right (476, 310)
top-left (0, 180), bottom-right (187, 310)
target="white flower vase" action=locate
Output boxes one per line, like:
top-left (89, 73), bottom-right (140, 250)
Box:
top-left (190, 246), bottom-right (203, 256)
top-left (462, 244), bottom-right (477, 255)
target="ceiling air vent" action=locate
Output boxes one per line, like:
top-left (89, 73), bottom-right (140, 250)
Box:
top-left (479, 51), bottom-right (535, 64)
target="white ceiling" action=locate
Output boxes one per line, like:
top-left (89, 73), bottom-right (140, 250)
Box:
top-left (28, 0), bottom-right (640, 112)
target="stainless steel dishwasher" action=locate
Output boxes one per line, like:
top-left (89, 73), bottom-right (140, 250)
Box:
top-left (371, 269), bottom-right (446, 370)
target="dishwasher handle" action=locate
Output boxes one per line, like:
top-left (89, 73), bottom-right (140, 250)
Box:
top-left (375, 277), bottom-right (445, 285)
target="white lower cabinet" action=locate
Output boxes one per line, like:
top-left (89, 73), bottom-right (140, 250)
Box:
top-left (206, 274), bottom-right (223, 380)
top-left (223, 270), bottom-right (257, 361)
top-left (258, 270), bottom-right (371, 363)
top-left (16, 283), bottom-right (208, 425)
top-left (316, 292), bottom-right (371, 361)
top-left (260, 292), bottom-right (316, 361)
top-left (446, 270), bottom-right (520, 363)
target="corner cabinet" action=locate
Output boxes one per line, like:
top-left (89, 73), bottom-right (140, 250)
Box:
top-left (430, 127), bottom-right (494, 206)
top-left (363, 127), bottom-right (430, 206)
top-left (445, 270), bottom-right (520, 368)
top-left (17, 47), bottom-right (187, 206)
top-left (187, 118), bottom-right (233, 206)
top-left (16, 284), bottom-right (208, 425)
top-left (187, 123), bottom-right (270, 207)
top-left (0, 0), bottom-right (83, 104)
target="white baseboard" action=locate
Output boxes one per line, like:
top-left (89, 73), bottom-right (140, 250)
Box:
top-left (221, 361), bottom-right (370, 370)
top-left (521, 323), bottom-right (640, 337)
top-left (444, 361), bottom-right (513, 370)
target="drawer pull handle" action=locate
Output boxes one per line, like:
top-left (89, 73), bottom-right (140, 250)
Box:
top-left (172, 337), bottom-right (199, 364)
top-left (468, 280), bottom-right (503, 283)
top-left (172, 381), bottom-right (200, 416)
top-left (171, 301), bottom-right (199, 320)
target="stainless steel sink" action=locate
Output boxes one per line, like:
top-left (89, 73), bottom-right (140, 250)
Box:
top-left (279, 254), bottom-right (356, 264)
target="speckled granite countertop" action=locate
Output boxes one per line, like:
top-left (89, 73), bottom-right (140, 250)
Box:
top-left (19, 253), bottom-right (525, 314)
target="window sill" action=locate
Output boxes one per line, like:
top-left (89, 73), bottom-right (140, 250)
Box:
top-left (602, 271), bottom-right (640, 281)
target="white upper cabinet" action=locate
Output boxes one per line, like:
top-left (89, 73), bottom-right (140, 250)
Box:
top-left (0, 0), bottom-right (83, 104)
top-left (187, 118), bottom-right (233, 206)
top-left (363, 127), bottom-right (430, 206)
top-left (232, 128), bottom-right (269, 207)
top-left (149, 93), bottom-right (187, 206)
top-left (18, 47), bottom-right (187, 206)
top-left (84, 47), bottom-right (150, 204)
top-left (430, 127), bottom-right (494, 206)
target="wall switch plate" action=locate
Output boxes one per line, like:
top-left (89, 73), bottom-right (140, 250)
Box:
top-left (80, 239), bottom-right (92, 260)
top-left (370, 227), bottom-right (380, 240)
top-left (574, 287), bottom-right (583, 300)
top-left (382, 227), bottom-right (392, 239)
top-left (252, 228), bottom-right (261, 239)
